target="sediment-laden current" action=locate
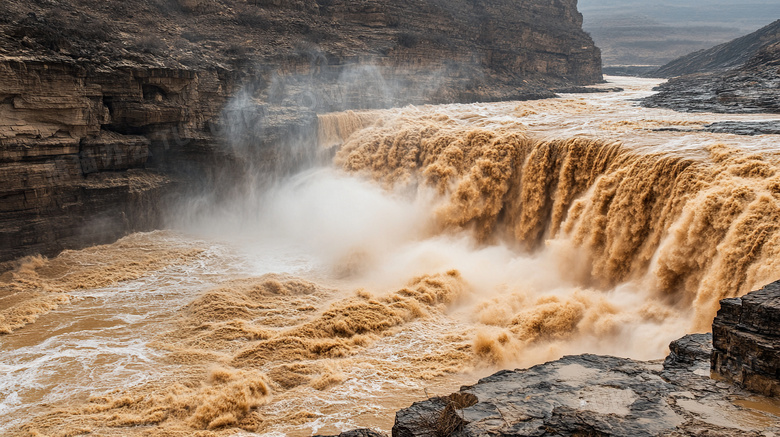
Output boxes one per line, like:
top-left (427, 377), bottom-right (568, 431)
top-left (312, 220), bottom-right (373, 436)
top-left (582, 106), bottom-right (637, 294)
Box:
top-left (2, 77), bottom-right (780, 436)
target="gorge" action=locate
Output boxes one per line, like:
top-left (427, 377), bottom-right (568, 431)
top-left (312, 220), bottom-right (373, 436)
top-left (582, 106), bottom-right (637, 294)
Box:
top-left (0, 0), bottom-right (601, 265)
top-left (2, 76), bottom-right (780, 436)
top-left (1, 1), bottom-right (779, 436)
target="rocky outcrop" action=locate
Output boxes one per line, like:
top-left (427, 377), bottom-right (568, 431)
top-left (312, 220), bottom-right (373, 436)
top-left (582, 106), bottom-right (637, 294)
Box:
top-left (643, 21), bottom-right (780, 113)
top-left (391, 286), bottom-right (780, 436)
top-left (703, 121), bottom-right (780, 136)
top-left (648, 121), bottom-right (780, 136)
top-left (392, 337), bottom-right (779, 436)
top-left (712, 280), bottom-right (780, 397)
top-left (0, 0), bottom-right (601, 265)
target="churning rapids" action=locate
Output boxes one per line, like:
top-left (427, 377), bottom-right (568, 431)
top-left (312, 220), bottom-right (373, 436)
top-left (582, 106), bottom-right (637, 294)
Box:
top-left (3, 76), bottom-right (780, 436)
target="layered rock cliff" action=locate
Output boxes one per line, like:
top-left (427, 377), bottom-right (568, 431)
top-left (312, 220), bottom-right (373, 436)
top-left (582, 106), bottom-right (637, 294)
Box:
top-left (0, 0), bottom-right (602, 265)
top-left (643, 20), bottom-right (780, 113)
top-left (0, 61), bottom-right (239, 264)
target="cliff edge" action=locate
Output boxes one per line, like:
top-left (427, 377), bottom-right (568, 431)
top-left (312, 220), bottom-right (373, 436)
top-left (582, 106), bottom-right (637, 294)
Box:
top-left (0, 0), bottom-right (602, 265)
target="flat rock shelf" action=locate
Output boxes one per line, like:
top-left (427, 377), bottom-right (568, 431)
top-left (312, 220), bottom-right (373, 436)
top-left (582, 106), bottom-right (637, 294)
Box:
top-left (387, 285), bottom-right (780, 437)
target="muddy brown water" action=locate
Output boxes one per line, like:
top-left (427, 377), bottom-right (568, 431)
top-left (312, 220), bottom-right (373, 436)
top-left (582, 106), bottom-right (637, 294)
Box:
top-left (2, 77), bottom-right (780, 436)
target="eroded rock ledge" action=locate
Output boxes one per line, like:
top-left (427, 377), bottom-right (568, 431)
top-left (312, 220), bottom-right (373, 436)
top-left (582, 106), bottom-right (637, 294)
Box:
top-left (388, 284), bottom-right (780, 437)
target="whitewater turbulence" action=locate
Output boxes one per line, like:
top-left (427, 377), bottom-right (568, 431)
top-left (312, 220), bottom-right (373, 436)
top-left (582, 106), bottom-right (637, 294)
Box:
top-left (3, 77), bottom-right (780, 436)
top-left (328, 104), bottom-right (780, 331)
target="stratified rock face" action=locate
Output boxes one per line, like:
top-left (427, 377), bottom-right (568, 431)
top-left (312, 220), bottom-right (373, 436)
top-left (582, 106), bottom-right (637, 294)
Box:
top-left (0, 0), bottom-right (601, 265)
top-left (643, 21), bottom-right (780, 113)
top-left (392, 334), bottom-right (779, 436)
top-left (0, 0), bottom-right (601, 92)
top-left (712, 280), bottom-right (780, 397)
top-left (0, 61), bottom-right (234, 265)
top-left (0, 0), bottom-right (602, 109)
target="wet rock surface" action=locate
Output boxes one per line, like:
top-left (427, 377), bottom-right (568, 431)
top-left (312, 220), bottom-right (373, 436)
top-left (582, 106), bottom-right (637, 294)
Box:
top-left (652, 121), bottom-right (780, 136)
top-left (713, 280), bottom-right (780, 397)
top-left (315, 430), bottom-right (388, 437)
top-left (642, 63), bottom-right (780, 114)
top-left (704, 121), bottom-right (780, 136)
top-left (393, 345), bottom-right (779, 436)
top-left (665, 333), bottom-right (714, 369)
top-left (390, 281), bottom-right (780, 437)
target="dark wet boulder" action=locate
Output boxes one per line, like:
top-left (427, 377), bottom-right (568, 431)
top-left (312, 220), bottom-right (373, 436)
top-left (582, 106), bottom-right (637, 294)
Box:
top-left (712, 280), bottom-right (780, 397)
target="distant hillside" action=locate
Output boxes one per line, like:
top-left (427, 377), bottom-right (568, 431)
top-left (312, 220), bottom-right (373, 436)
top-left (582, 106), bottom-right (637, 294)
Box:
top-left (643, 26), bottom-right (780, 113)
top-left (578, 0), bottom-right (780, 68)
top-left (654, 20), bottom-right (780, 77)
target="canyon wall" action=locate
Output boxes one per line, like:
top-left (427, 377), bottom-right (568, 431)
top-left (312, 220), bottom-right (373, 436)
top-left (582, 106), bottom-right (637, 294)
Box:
top-left (0, 61), bottom-right (238, 264)
top-left (0, 0), bottom-right (602, 265)
top-left (579, 1), bottom-right (780, 73)
top-left (653, 19), bottom-right (780, 78)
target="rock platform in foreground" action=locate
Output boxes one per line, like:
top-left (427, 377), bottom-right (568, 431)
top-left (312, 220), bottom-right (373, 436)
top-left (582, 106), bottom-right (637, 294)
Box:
top-left (391, 282), bottom-right (780, 436)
